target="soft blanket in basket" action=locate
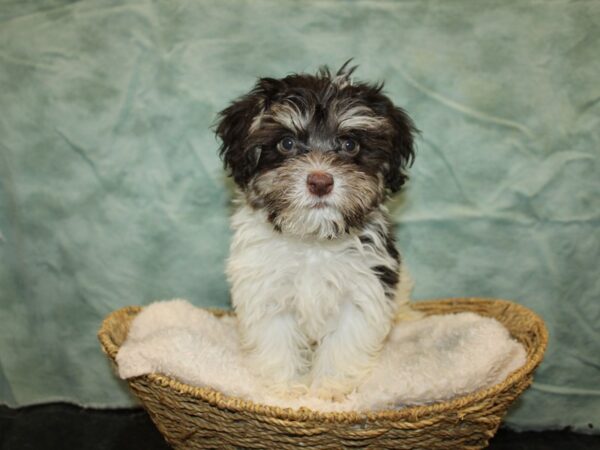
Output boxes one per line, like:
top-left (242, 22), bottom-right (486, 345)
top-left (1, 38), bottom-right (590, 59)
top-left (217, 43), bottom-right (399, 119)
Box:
top-left (116, 299), bottom-right (526, 412)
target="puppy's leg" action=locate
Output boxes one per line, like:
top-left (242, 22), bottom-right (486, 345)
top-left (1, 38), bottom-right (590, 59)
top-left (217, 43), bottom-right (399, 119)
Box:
top-left (238, 312), bottom-right (309, 396)
top-left (309, 301), bottom-right (393, 401)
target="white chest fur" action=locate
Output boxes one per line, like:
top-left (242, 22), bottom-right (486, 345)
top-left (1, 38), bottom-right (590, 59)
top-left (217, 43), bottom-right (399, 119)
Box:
top-left (226, 205), bottom-right (395, 342)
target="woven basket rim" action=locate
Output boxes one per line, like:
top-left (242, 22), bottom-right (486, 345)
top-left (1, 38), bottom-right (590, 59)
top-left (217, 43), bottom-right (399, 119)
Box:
top-left (98, 297), bottom-right (547, 424)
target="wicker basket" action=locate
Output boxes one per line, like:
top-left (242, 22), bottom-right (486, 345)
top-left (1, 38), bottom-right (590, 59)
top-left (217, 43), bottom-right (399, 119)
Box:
top-left (98, 298), bottom-right (547, 450)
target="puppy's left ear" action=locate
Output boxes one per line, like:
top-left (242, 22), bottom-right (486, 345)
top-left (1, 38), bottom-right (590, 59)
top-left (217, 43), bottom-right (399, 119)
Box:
top-left (215, 93), bottom-right (262, 187)
top-left (386, 106), bottom-right (417, 193)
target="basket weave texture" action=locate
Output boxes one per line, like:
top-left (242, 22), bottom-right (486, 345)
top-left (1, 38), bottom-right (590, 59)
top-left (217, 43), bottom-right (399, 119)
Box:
top-left (98, 298), bottom-right (547, 450)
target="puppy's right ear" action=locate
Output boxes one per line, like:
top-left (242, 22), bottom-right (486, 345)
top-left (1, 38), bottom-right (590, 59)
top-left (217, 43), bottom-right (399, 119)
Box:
top-left (215, 93), bottom-right (262, 187)
top-left (215, 78), bottom-right (283, 187)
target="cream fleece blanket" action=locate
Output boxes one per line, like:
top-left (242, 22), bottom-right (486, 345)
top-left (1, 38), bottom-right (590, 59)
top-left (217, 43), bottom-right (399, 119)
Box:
top-left (116, 299), bottom-right (526, 412)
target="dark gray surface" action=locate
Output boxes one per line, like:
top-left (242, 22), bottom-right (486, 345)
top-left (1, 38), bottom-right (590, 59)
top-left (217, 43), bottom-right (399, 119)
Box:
top-left (0, 403), bottom-right (598, 449)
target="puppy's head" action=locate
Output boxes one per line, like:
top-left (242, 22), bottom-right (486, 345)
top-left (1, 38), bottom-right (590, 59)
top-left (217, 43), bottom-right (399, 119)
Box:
top-left (216, 62), bottom-right (417, 239)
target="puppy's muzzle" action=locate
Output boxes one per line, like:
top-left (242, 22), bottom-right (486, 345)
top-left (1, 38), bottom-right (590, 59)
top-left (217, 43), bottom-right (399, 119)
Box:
top-left (307, 171), bottom-right (334, 197)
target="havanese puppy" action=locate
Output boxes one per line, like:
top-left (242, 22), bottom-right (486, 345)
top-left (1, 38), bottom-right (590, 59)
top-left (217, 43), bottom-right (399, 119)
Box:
top-left (215, 61), bottom-right (420, 400)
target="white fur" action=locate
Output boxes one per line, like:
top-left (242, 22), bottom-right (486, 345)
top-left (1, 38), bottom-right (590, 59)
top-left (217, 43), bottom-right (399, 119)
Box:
top-left (227, 205), bottom-right (414, 397)
top-left (337, 105), bottom-right (386, 131)
top-left (270, 101), bottom-right (313, 134)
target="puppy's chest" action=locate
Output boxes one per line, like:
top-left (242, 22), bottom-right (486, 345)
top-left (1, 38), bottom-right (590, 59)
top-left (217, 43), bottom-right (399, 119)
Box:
top-left (230, 230), bottom-right (379, 333)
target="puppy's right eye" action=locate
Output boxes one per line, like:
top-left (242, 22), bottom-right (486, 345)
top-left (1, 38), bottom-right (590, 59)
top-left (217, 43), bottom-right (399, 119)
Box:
top-left (278, 137), bottom-right (296, 154)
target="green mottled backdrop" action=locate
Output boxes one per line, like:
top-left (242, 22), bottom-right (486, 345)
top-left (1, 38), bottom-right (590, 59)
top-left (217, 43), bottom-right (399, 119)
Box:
top-left (1, 0), bottom-right (599, 432)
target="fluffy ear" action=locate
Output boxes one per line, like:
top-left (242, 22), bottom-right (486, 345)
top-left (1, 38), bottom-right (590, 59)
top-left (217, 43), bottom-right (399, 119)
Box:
top-left (358, 84), bottom-right (418, 192)
top-left (215, 78), bottom-right (286, 186)
top-left (386, 106), bottom-right (417, 193)
top-left (215, 92), bottom-right (263, 187)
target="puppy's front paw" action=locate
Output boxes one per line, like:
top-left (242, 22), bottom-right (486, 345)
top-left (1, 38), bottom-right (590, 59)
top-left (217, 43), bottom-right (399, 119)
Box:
top-left (311, 380), bottom-right (353, 402)
top-left (271, 382), bottom-right (309, 399)
top-left (314, 388), bottom-right (348, 402)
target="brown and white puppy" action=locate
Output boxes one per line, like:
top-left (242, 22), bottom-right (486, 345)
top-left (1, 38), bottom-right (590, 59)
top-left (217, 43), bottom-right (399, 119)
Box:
top-left (216, 62), bottom-right (419, 400)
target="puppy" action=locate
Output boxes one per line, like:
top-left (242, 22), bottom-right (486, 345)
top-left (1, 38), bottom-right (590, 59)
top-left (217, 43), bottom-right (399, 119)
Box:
top-left (216, 62), bottom-right (419, 400)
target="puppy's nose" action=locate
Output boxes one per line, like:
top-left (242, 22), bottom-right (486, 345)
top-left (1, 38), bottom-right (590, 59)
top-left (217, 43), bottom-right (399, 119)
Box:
top-left (307, 171), bottom-right (334, 197)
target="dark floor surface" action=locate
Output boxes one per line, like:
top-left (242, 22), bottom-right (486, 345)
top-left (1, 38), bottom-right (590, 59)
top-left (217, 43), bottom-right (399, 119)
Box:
top-left (1, 403), bottom-right (598, 450)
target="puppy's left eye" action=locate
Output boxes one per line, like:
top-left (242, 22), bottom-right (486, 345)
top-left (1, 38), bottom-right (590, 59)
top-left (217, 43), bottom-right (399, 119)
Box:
top-left (340, 138), bottom-right (360, 155)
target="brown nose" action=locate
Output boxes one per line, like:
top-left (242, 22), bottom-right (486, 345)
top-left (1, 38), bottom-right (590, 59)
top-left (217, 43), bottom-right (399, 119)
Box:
top-left (307, 171), bottom-right (334, 197)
